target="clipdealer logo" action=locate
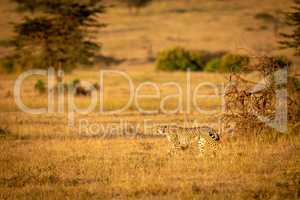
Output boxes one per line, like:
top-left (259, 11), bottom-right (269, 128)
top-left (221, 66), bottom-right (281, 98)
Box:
top-left (13, 68), bottom-right (288, 133)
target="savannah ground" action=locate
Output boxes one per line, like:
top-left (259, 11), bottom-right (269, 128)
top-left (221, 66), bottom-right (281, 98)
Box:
top-left (0, 0), bottom-right (299, 199)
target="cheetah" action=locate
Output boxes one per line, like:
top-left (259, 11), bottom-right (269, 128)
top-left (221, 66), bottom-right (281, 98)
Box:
top-left (157, 125), bottom-right (220, 156)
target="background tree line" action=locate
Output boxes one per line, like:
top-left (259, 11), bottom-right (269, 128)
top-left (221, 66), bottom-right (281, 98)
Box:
top-left (0, 0), bottom-right (299, 78)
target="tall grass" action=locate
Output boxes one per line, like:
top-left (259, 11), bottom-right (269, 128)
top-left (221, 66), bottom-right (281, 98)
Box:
top-left (0, 135), bottom-right (299, 199)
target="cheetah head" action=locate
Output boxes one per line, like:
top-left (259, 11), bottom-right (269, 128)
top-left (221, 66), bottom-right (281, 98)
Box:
top-left (209, 132), bottom-right (220, 141)
top-left (156, 125), bottom-right (167, 135)
top-left (208, 130), bottom-right (220, 141)
top-left (201, 126), bottom-right (220, 141)
top-left (156, 125), bottom-right (177, 135)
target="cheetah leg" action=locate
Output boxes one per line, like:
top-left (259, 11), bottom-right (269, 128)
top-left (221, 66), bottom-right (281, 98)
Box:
top-left (167, 145), bottom-right (174, 156)
top-left (167, 143), bottom-right (180, 156)
top-left (166, 134), bottom-right (181, 156)
top-left (197, 138), bottom-right (206, 157)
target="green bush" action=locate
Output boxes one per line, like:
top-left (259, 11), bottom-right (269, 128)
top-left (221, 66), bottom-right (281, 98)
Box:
top-left (186, 50), bottom-right (206, 70)
top-left (34, 80), bottom-right (46, 93)
top-left (258, 55), bottom-right (292, 75)
top-left (126, 0), bottom-right (152, 7)
top-left (0, 56), bottom-right (15, 73)
top-left (272, 55), bottom-right (292, 68)
top-left (204, 58), bottom-right (222, 72)
top-left (156, 47), bottom-right (205, 71)
top-left (0, 126), bottom-right (10, 138)
top-left (156, 47), bottom-right (249, 72)
top-left (219, 54), bottom-right (250, 72)
top-left (72, 79), bottom-right (81, 87)
top-left (199, 51), bottom-right (226, 64)
top-left (125, 0), bottom-right (153, 13)
top-left (126, 0), bottom-right (152, 8)
top-left (254, 12), bottom-right (277, 23)
top-left (204, 53), bottom-right (249, 73)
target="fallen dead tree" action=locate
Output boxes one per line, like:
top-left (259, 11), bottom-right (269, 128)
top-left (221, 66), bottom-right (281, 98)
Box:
top-left (222, 56), bottom-right (300, 135)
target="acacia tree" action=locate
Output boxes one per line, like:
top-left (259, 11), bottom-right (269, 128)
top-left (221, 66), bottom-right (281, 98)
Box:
top-left (1, 0), bottom-right (105, 82)
top-left (280, 0), bottom-right (300, 56)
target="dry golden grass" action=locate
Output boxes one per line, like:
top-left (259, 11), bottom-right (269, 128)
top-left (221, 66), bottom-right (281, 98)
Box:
top-left (0, 135), bottom-right (299, 199)
top-left (0, 0), bottom-right (299, 199)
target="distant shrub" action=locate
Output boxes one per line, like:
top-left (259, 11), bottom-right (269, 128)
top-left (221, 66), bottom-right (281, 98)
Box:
top-left (156, 47), bottom-right (248, 72)
top-left (249, 55), bottom-right (292, 77)
top-left (156, 47), bottom-right (205, 71)
top-left (271, 55), bottom-right (292, 68)
top-left (34, 80), bottom-right (46, 93)
top-left (126, 0), bottom-right (152, 13)
top-left (204, 54), bottom-right (249, 73)
top-left (259, 25), bottom-right (269, 30)
top-left (0, 126), bottom-right (10, 137)
top-left (199, 51), bottom-right (227, 64)
top-left (219, 54), bottom-right (250, 72)
top-left (254, 12), bottom-right (277, 23)
top-left (72, 79), bottom-right (81, 87)
top-left (186, 50), bottom-right (207, 70)
top-left (0, 56), bottom-right (15, 73)
top-left (204, 58), bottom-right (222, 72)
